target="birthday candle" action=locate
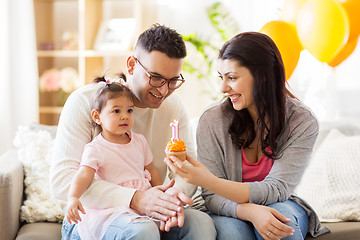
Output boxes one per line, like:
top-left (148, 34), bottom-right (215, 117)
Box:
top-left (170, 120), bottom-right (179, 141)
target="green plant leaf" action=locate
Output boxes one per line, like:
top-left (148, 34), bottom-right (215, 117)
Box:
top-left (182, 2), bottom-right (241, 101)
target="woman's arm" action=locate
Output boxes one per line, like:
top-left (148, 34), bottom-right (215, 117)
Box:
top-left (165, 155), bottom-right (250, 204)
top-left (194, 105), bottom-right (243, 217)
top-left (236, 203), bottom-right (294, 239)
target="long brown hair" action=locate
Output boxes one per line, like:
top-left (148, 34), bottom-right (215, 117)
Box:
top-left (219, 32), bottom-right (295, 159)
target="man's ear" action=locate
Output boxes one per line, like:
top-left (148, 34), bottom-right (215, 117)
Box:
top-left (91, 109), bottom-right (101, 125)
top-left (126, 56), bottom-right (136, 75)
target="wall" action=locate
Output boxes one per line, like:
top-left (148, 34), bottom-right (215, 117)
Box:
top-left (156, 0), bottom-right (360, 124)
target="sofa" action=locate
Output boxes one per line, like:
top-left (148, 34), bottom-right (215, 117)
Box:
top-left (1, 122), bottom-right (360, 240)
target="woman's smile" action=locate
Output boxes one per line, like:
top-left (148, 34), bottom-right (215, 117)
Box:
top-left (228, 94), bottom-right (241, 103)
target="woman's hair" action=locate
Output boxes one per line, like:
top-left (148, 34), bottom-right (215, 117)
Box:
top-left (219, 32), bottom-right (295, 159)
top-left (91, 73), bottom-right (135, 114)
top-left (134, 24), bottom-right (187, 59)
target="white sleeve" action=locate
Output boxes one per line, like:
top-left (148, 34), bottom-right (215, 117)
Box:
top-left (168, 95), bottom-right (197, 197)
top-left (50, 89), bottom-right (136, 208)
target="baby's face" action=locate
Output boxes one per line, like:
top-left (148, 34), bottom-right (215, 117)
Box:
top-left (99, 95), bottom-right (134, 137)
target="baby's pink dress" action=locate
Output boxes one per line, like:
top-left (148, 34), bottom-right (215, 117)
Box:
top-left (77, 132), bottom-right (153, 240)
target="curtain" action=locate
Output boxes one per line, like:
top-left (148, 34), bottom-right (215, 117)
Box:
top-left (0, 0), bottom-right (38, 155)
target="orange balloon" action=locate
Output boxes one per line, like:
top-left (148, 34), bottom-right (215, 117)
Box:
top-left (338, 0), bottom-right (360, 41)
top-left (260, 21), bottom-right (302, 80)
top-left (296, 0), bottom-right (349, 62)
top-left (328, 37), bottom-right (358, 67)
top-left (281, 0), bottom-right (307, 24)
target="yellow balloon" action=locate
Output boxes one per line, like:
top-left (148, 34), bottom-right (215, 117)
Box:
top-left (338, 0), bottom-right (360, 41)
top-left (296, 0), bottom-right (349, 62)
top-left (260, 21), bottom-right (303, 80)
top-left (328, 37), bottom-right (358, 67)
top-left (281, 0), bottom-right (307, 24)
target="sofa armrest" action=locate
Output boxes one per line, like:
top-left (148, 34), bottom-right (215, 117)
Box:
top-left (0, 149), bottom-right (24, 240)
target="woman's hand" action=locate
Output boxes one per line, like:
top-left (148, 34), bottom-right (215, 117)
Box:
top-left (65, 197), bottom-right (86, 224)
top-left (164, 155), bottom-right (217, 189)
top-left (237, 203), bottom-right (294, 240)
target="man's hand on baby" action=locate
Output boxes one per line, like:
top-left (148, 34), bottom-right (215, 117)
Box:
top-left (65, 197), bottom-right (86, 224)
top-left (130, 179), bottom-right (182, 222)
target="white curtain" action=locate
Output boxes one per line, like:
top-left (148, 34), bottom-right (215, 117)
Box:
top-left (0, 0), bottom-right (38, 155)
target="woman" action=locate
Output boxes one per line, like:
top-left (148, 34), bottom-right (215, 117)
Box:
top-left (165, 32), bottom-right (329, 239)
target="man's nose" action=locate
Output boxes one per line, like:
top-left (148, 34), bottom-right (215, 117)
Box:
top-left (157, 82), bottom-right (169, 96)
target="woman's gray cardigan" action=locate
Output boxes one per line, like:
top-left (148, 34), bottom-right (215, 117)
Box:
top-left (196, 97), bottom-right (330, 237)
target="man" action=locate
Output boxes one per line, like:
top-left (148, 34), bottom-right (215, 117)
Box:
top-left (51, 24), bottom-right (216, 239)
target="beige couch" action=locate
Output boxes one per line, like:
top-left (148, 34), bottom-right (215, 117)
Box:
top-left (1, 122), bottom-right (360, 240)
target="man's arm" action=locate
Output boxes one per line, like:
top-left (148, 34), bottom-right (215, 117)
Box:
top-left (169, 95), bottom-right (197, 197)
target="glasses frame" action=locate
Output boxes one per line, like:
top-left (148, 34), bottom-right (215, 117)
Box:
top-left (134, 57), bottom-right (185, 90)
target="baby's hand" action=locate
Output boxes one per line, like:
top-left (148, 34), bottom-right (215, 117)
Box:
top-left (164, 216), bottom-right (178, 232)
top-left (65, 197), bottom-right (86, 224)
top-left (159, 215), bottom-right (178, 232)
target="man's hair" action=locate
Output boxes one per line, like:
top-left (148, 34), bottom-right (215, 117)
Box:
top-left (134, 24), bottom-right (186, 58)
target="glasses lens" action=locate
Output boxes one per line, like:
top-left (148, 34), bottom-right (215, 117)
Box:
top-left (149, 76), bottom-right (166, 87)
top-left (168, 80), bottom-right (183, 89)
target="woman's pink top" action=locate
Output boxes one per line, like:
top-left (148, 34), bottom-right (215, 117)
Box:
top-left (241, 147), bottom-right (274, 182)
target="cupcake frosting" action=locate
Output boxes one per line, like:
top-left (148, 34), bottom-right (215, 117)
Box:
top-left (166, 139), bottom-right (186, 152)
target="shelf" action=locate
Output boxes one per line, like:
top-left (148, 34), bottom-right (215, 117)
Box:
top-left (37, 50), bottom-right (79, 57)
top-left (39, 106), bottom-right (64, 114)
top-left (34, 0), bottom-right (76, 2)
top-left (34, 0), bottom-right (142, 125)
top-left (83, 50), bottom-right (131, 58)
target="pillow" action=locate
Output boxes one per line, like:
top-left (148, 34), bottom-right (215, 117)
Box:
top-left (13, 126), bottom-right (65, 223)
top-left (296, 128), bottom-right (360, 221)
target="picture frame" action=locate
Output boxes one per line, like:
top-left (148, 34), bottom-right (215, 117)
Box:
top-left (93, 18), bottom-right (137, 51)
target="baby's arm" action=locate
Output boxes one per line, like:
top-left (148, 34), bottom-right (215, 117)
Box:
top-left (145, 162), bottom-right (162, 186)
top-left (145, 162), bottom-right (173, 231)
top-left (66, 166), bottom-right (96, 224)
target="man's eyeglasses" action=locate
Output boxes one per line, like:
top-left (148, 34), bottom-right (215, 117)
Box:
top-left (134, 57), bottom-right (185, 90)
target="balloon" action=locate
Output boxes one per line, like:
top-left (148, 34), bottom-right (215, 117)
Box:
top-left (338, 0), bottom-right (360, 41)
top-left (295, 0), bottom-right (349, 62)
top-left (260, 20), bottom-right (303, 80)
top-left (328, 37), bottom-right (358, 67)
top-left (281, 0), bottom-right (307, 24)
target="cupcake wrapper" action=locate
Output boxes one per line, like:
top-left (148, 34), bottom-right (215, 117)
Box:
top-left (165, 150), bottom-right (187, 161)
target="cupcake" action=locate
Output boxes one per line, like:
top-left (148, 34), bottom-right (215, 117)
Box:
top-left (165, 120), bottom-right (187, 161)
top-left (165, 139), bottom-right (187, 161)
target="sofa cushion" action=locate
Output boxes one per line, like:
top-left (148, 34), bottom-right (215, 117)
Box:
top-left (0, 149), bottom-right (24, 240)
top-left (305, 222), bottom-right (360, 240)
top-left (16, 223), bottom-right (61, 240)
top-left (296, 128), bottom-right (360, 221)
top-left (13, 126), bottom-right (65, 223)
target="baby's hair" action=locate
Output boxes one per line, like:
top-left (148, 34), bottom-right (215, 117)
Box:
top-left (91, 73), bottom-right (135, 114)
